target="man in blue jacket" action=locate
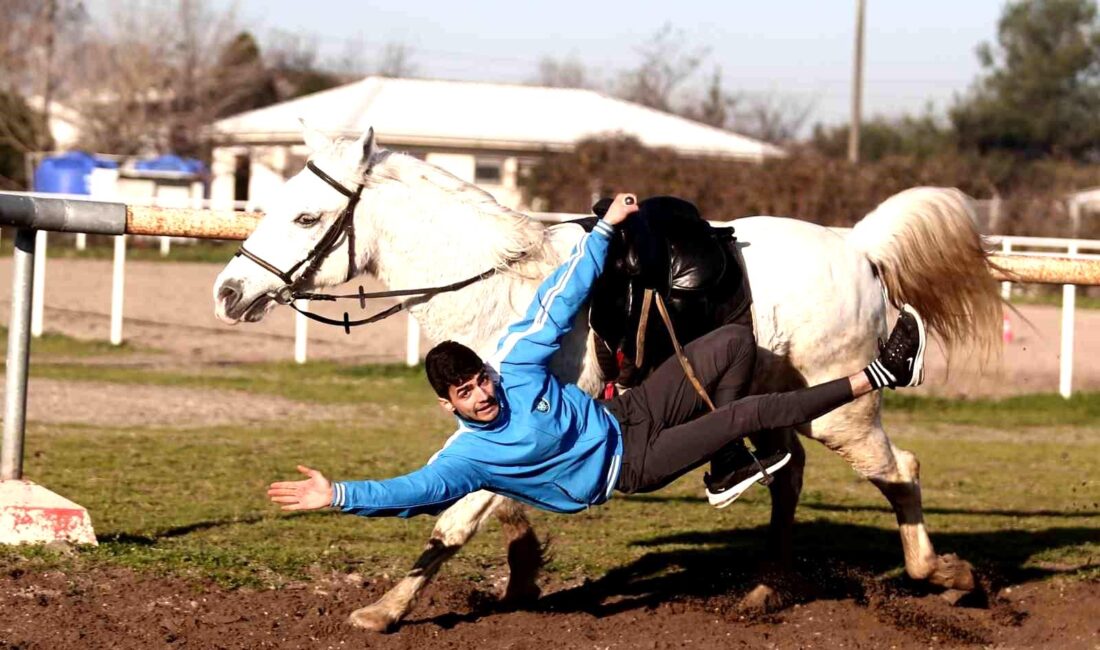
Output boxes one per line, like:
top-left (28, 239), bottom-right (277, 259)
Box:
top-left (268, 194), bottom-right (927, 515)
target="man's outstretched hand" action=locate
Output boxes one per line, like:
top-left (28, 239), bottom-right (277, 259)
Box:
top-left (267, 465), bottom-right (334, 511)
top-left (602, 193), bottom-right (640, 226)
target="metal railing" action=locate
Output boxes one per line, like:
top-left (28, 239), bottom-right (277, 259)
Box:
top-left (989, 235), bottom-right (1100, 398)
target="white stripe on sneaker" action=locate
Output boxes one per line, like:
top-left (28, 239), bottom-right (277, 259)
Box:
top-left (705, 452), bottom-right (792, 509)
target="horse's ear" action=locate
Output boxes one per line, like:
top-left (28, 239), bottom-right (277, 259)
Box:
top-left (300, 118), bottom-right (332, 153)
top-left (355, 127), bottom-right (378, 170)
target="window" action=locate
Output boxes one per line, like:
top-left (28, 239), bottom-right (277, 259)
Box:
top-left (233, 154), bottom-right (251, 202)
top-left (474, 157), bottom-right (503, 185)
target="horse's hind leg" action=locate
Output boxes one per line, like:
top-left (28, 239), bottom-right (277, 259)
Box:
top-left (348, 491), bottom-right (505, 632)
top-left (810, 394), bottom-right (975, 592)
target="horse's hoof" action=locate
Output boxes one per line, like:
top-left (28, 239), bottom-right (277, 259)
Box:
top-left (930, 553), bottom-right (976, 593)
top-left (347, 605), bottom-right (399, 633)
top-left (738, 583), bottom-right (785, 614)
top-left (500, 581), bottom-right (541, 608)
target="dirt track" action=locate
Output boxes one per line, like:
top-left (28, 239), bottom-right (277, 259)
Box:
top-left (1, 256), bottom-right (1098, 397)
top-left (1, 565), bottom-right (1096, 649)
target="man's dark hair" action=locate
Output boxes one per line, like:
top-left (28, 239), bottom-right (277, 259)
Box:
top-left (425, 341), bottom-right (485, 398)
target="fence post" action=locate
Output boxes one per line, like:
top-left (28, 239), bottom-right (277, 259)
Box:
top-left (75, 233), bottom-right (86, 251)
top-left (30, 231), bottom-right (46, 338)
top-left (1059, 244), bottom-right (1078, 399)
top-left (406, 314), bottom-right (420, 367)
top-left (1, 230), bottom-right (36, 480)
top-left (1000, 239), bottom-right (1012, 300)
top-left (294, 300), bottom-right (308, 364)
top-left (159, 236), bottom-right (170, 257)
top-left (110, 235), bottom-right (126, 346)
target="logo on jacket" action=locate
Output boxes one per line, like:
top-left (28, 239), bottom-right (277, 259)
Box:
top-left (536, 398), bottom-right (550, 413)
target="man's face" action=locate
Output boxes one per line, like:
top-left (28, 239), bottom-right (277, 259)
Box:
top-left (439, 367), bottom-right (499, 423)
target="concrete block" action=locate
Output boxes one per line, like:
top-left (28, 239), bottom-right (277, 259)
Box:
top-left (0, 479), bottom-right (96, 546)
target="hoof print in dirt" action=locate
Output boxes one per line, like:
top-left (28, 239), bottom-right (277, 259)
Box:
top-left (940, 583), bottom-right (989, 609)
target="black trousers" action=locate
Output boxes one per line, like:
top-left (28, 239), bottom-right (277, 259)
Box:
top-left (604, 324), bottom-right (854, 494)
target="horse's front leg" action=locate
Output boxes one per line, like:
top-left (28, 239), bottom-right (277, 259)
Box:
top-left (348, 490), bottom-right (505, 632)
top-left (494, 498), bottom-right (543, 605)
top-left (739, 427), bottom-right (806, 613)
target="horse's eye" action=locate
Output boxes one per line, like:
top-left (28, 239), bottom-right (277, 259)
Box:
top-left (294, 213), bottom-right (321, 226)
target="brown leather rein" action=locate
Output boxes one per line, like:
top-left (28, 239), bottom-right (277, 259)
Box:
top-left (235, 160), bottom-right (502, 334)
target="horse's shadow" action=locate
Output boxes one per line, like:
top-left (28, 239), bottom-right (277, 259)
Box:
top-left (413, 518), bottom-right (1098, 627)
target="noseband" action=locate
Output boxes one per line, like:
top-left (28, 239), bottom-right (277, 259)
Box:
top-left (234, 160), bottom-right (507, 333)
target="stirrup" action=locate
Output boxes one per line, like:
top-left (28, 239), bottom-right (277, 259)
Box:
top-left (745, 446), bottom-right (774, 486)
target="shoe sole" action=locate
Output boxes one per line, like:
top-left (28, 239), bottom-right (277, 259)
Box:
top-left (706, 452), bottom-right (792, 509)
top-left (901, 304), bottom-right (926, 387)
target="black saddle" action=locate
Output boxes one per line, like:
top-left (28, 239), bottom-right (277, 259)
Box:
top-left (574, 196), bottom-right (752, 387)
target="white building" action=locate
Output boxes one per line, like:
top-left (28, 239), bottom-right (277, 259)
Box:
top-left (206, 76), bottom-right (785, 210)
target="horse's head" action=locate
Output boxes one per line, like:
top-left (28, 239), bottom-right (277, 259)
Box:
top-left (213, 125), bottom-right (381, 324)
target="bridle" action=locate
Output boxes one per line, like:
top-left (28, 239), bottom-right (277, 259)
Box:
top-left (234, 160), bottom-right (504, 333)
top-left (237, 161), bottom-right (363, 306)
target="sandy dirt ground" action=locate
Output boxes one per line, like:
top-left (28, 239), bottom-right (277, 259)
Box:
top-left (0, 566), bottom-right (1096, 649)
top-left (17, 378), bottom-right (367, 428)
top-left (0, 256), bottom-right (1096, 396)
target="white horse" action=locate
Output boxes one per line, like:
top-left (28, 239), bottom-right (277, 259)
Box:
top-left (213, 127), bottom-right (1001, 632)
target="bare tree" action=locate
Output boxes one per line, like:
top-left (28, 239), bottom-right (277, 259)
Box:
top-left (730, 92), bottom-right (816, 144)
top-left (266, 29), bottom-right (344, 98)
top-left (0, 0), bottom-right (86, 146)
top-left (267, 29), bottom-right (323, 73)
top-left (375, 42), bottom-right (417, 78)
top-left (533, 55), bottom-right (591, 89)
top-left (63, 0), bottom-right (266, 155)
top-left (680, 67), bottom-right (734, 128)
top-left (617, 23), bottom-right (708, 112)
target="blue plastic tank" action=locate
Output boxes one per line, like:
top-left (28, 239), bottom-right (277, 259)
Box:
top-left (134, 154), bottom-right (205, 175)
top-left (33, 151), bottom-right (96, 194)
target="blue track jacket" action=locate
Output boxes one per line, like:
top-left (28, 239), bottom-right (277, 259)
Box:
top-left (331, 219), bottom-right (624, 517)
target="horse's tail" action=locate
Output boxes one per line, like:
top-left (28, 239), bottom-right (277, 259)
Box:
top-left (848, 187), bottom-right (1002, 361)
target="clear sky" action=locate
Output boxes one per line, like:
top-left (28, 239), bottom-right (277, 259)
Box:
top-left (233, 0), bottom-right (1006, 128)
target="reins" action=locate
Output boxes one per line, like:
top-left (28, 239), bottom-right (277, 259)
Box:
top-left (234, 160), bottom-right (504, 334)
top-left (287, 266), bottom-right (504, 334)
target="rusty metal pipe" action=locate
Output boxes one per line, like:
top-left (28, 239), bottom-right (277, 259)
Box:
top-left (124, 205), bottom-right (262, 240)
top-left (987, 254), bottom-right (1100, 286)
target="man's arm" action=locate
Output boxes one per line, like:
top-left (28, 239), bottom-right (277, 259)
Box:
top-left (491, 194), bottom-right (638, 373)
top-left (267, 455), bottom-right (484, 519)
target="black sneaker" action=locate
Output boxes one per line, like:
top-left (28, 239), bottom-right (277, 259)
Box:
top-left (866, 304), bottom-right (927, 389)
top-left (704, 446), bottom-right (792, 509)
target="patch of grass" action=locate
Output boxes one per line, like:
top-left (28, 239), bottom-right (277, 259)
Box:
top-left (883, 391), bottom-right (1100, 427)
top-left (0, 326), bottom-right (146, 359)
top-left (1, 364), bottom-right (1096, 590)
top-left (1007, 290), bottom-right (1100, 310)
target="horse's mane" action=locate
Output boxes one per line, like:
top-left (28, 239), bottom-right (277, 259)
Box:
top-left (352, 144), bottom-right (556, 276)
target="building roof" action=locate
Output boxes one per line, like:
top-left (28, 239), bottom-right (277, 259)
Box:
top-left (209, 76), bottom-right (784, 161)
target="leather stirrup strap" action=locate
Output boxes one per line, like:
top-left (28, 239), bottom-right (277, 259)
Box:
top-left (652, 292), bottom-right (716, 412)
top-left (634, 288), bottom-right (654, 371)
top-left (651, 292), bottom-right (772, 485)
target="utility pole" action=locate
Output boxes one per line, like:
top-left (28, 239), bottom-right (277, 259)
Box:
top-left (848, 0), bottom-right (865, 164)
top-left (41, 0), bottom-right (59, 148)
